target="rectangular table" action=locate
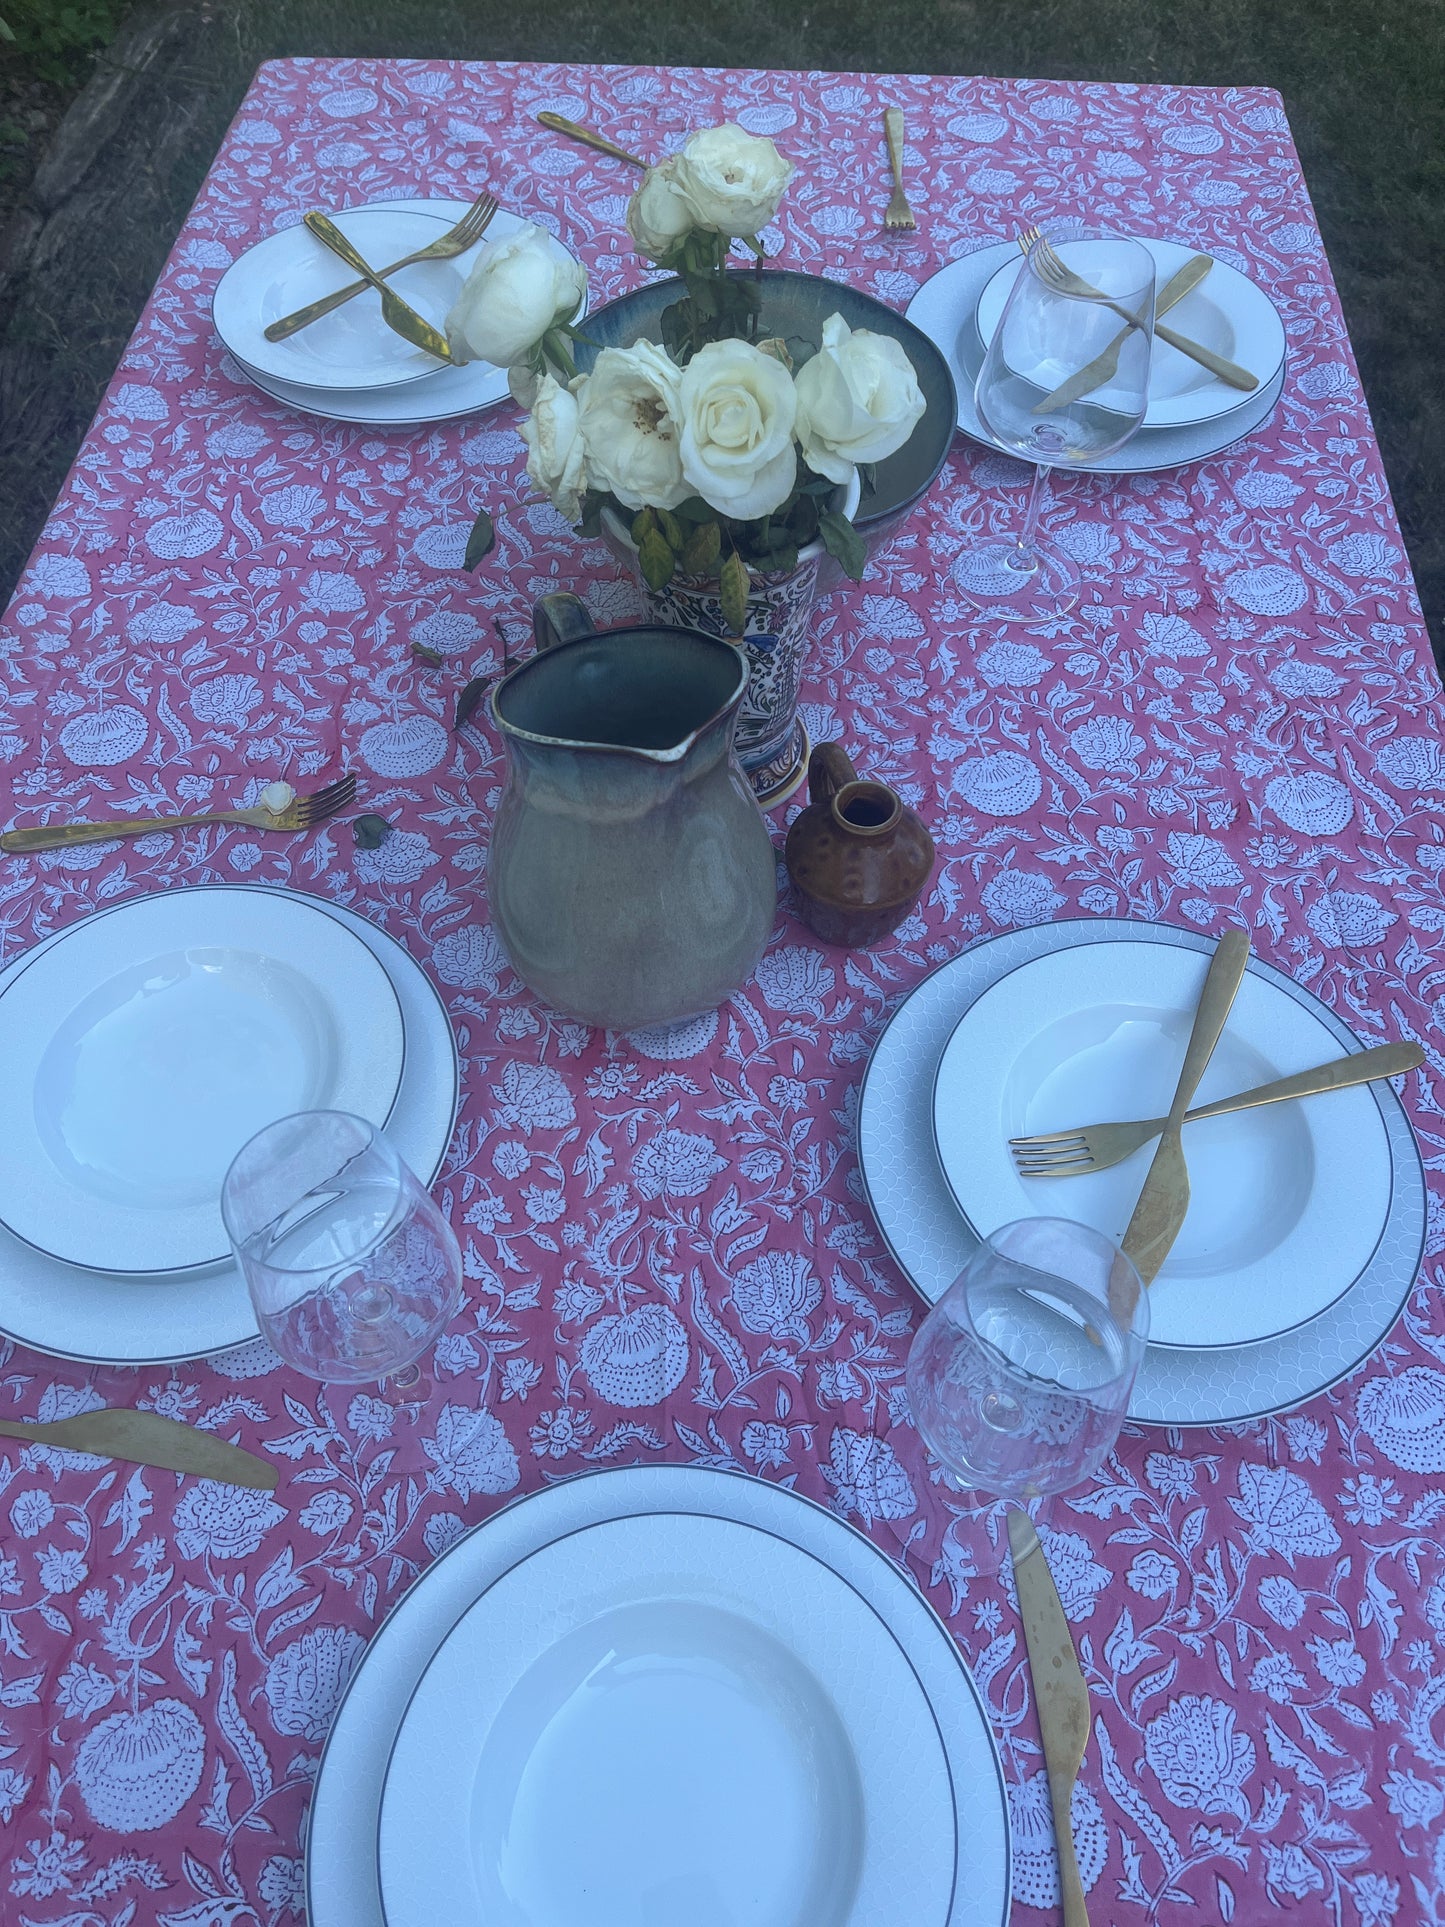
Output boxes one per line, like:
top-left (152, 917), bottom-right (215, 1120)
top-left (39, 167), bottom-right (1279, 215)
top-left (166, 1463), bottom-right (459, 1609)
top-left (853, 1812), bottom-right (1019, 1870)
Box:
top-left (0, 58), bottom-right (1440, 1923)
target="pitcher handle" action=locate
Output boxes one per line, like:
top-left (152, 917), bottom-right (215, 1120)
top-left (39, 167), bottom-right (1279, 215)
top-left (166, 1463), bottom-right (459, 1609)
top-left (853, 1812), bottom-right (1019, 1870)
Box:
top-left (807, 742), bottom-right (858, 809)
top-left (533, 593), bottom-right (596, 653)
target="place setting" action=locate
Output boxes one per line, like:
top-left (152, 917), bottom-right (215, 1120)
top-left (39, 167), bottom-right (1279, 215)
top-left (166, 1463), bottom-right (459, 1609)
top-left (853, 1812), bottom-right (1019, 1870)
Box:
top-left (211, 191), bottom-right (588, 424)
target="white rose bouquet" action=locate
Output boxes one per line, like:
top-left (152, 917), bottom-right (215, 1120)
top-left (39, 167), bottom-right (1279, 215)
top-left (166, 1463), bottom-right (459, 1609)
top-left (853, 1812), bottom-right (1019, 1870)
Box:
top-left (447, 124), bottom-right (926, 629)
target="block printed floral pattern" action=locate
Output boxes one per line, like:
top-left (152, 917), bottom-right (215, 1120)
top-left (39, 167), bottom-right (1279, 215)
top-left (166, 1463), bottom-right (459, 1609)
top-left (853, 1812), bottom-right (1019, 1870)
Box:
top-left (0, 56), bottom-right (1443, 1927)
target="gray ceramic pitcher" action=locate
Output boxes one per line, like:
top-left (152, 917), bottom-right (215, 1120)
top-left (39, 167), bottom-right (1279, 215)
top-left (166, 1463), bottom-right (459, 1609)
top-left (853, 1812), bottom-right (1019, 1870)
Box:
top-left (487, 594), bottom-right (777, 1031)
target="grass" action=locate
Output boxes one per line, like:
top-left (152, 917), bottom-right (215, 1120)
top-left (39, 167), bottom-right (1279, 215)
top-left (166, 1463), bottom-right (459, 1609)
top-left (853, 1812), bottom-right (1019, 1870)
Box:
top-left (1, 0), bottom-right (1442, 652)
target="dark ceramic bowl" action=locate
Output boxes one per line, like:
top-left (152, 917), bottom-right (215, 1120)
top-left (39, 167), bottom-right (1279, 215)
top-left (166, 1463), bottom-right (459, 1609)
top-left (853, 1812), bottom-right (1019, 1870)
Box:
top-left (575, 269), bottom-right (957, 562)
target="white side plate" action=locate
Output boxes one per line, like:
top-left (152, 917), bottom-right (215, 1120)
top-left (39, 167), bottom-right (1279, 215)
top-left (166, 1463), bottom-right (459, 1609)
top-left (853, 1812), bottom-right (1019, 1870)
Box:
top-left (931, 939), bottom-right (1392, 1350)
top-left (904, 243), bottom-right (1286, 474)
top-left (306, 1466), bottom-right (1011, 1927)
top-left (380, 1511), bottom-right (954, 1927)
top-left (857, 920), bottom-right (1426, 1426)
top-left (973, 238), bottom-right (1287, 427)
top-left (0, 888), bottom-right (404, 1275)
top-left (0, 886), bottom-right (458, 1362)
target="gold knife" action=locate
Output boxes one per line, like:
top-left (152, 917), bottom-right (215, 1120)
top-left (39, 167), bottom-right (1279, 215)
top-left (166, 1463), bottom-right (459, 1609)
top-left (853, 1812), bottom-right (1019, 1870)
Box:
top-left (302, 212), bottom-right (454, 362)
top-left (536, 111), bottom-right (649, 171)
top-left (1009, 1509), bottom-right (1092, 1927)
top-left (1035, 254), bottom-right (1214, 412)
top-left (0, 1410), bottom-right (277, 1489)
top-left (1120, 929), bottom-right (1250, 1284)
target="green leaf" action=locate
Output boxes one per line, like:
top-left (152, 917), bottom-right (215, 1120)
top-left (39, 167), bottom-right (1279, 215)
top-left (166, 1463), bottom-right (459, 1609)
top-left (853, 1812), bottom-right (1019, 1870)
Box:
top-left (672, 495), bottom-right (716, 525)
top-left (639, 527), bottom-right (676, 591)
top-left (818, 510), bottom-right (868, 584)
top-left (631, 507), bottom-right (658, 547)
top-left (719, 551), bottom-right (750, 637)
top-left (656, 507), bottom-right (685, 552)
top-left (464, 507), bottom-right (495, 572)
top-left (455, 677), bottom-right (491, 730)
top-left (352, 813), bottom-right (392, 850)
top-left (680, 520), bottom-right (722, 577)
top-left (411, 643), bottom-right (444, 667)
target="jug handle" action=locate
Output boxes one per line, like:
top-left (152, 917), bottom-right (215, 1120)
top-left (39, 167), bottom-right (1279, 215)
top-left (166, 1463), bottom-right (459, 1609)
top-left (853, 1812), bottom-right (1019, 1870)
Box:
top-left (807, 742), bottom-right (858, 809)
top-left (533, 593), bottom-right (597, 653)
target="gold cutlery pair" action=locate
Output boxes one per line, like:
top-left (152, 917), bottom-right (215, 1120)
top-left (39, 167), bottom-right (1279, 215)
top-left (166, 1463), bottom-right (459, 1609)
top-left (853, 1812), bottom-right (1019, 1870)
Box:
top-left (266, 191), bottom-right (498, 342)
top-left (1, 772), bottom-right (356, 854)
top-left (1011, 1037), bottom-right (1422, 1178)
top-left (1, 1408), bottom-right (276, 1489)
top-left (301, 211), bottom-right (454, 361)
top-left (1019, 225), bottom-right (1257, 396)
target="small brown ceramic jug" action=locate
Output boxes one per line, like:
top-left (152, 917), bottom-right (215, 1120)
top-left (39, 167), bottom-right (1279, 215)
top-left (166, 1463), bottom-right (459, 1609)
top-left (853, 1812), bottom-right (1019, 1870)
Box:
top-left (784, 744), bottom-right (936, 948)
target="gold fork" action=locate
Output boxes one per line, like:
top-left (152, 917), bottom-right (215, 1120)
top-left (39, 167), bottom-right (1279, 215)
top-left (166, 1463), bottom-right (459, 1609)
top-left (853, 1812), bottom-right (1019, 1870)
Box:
top-left (1018, 226), bottom-right (1257, 391)
top-left (882, 107), bottom-right (917, 232)
top-left (1010, 1039), bottom-right (1424, 1178)
top-left (265, 193), bottom-right (499, 341)
top-left (1, 773), bottom-right (357, 854)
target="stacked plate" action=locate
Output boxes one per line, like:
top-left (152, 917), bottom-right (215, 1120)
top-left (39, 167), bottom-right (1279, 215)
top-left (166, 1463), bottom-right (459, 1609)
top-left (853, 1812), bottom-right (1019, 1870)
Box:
top-left (307, 1465), bottom-right (1013, 1927)
top-left (0, 885), bottom-right (459, 1364)
top-left (905, 236), bottom-right (1288, 472)
top-left (211, 199), bottom-right (583, 426)
top-left (859, 920), bottom-right (1426, 1425)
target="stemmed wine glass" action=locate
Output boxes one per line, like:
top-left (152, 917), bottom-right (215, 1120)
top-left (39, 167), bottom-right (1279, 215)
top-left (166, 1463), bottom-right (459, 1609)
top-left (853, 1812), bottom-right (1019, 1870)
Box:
top-left (954, 226), bottom-right (1157, 618)
top-left (222, 1110), bottom-right (463, 1391)
top-left (905, 1218), bottom-right (1149, 1513)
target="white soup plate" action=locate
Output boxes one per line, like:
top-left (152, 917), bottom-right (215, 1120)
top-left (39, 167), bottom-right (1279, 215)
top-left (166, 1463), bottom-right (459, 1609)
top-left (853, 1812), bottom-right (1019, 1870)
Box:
top-left (931, 939), bottom-right (1392, 1350)
top-left (972, 236), bottom-right (1287, 427)
top-left (380, 1509), bottom-right (955, 1927)
top-left (307, 1466), bottom-right (1010, 1927)
top-left (0, 886), bottom-right (457, 1362)
top-left (857, 920), bottom-right (1426, 1426)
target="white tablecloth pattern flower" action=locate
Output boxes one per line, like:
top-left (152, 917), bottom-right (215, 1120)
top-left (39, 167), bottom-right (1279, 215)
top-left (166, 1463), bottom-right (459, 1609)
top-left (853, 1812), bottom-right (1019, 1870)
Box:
top-left (0, 58), bottom-right (1441, 1926)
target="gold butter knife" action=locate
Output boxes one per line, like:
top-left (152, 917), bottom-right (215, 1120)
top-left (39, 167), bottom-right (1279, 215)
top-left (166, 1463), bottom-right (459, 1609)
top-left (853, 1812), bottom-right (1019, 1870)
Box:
top-left (0, 1409), bottom-right (277, 1489)
top-left (1120, 929), bottom-right (1251, 1284)
top-left (1009, 1509), bottom-right (1092, 1927)
top-left (536, 111), bottom-right (649, 171)
top-left (1035, 253), bottom-right (1214, 413)
top-left (302, 211), bottom-right (454, 362)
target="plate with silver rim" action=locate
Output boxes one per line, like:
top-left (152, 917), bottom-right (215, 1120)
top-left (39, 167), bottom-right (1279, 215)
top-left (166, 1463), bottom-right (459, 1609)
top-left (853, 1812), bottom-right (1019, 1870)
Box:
top-left (305, 1465), bottom-right (1012, 1927)
top-left (857, 918), bottom-right (1426, 1427)
top-left (0, 884), bottom-right (459, 1363)
top-left (904, 242), bottom-right (1286, 474)
top-left (0, 887), bottom-right (405, 1276)
top-left (381, 1511), bottom-right (957, 1927)
top-left (930, 938), bottom-right (1393, 1351)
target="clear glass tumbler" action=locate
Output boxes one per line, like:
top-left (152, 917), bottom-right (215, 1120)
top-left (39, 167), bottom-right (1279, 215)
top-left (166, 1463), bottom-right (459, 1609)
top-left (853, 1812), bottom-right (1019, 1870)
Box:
top-left (955, 225), bottom-right (1156, 618)
top-left (906, 1217), bottom-right (1148, 1503)
top-left (221, 1110), bottom-right (463, 1387)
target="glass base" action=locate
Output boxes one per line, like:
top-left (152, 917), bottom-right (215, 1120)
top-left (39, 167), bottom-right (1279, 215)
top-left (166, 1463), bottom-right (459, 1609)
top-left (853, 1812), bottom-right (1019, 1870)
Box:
top-left (953, 540), bottom-right (1080, 620)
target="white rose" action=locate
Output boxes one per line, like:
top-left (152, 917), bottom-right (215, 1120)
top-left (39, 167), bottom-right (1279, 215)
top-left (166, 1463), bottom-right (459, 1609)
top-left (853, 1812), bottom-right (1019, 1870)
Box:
top-left (678, 338), bottom-right (797, 521)
top-left (671, 123), bottom-right (793, 238)
top-left (577, 342), bottom-right (689, 511)
top-left (794, 314), bottom-right (927, 484)
top-left (445, 223), bottom-right (587, 368)
top-left (626, 158), bottom-right (695, 262)
top-left (520, 374), bottom-right (588, 522)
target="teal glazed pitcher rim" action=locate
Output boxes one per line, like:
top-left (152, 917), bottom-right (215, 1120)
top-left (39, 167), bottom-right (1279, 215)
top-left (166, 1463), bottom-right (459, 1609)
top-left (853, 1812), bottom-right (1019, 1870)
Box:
top-left (490, 594), bottom-right (750, 766)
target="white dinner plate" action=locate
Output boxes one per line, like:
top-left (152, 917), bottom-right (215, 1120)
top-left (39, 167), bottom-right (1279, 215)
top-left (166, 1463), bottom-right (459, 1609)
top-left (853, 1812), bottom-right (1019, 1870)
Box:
top-left (222, 200), bottom-right (584, 425)
top-left (973, 237), bottom-right (1287, 427)
top-left (381, 1511), bottom-right (955, 1927)
top-left (931, 939), bottom-right (1392, 1350)
top-left (857, 920), bottom-right (1426, 1426)
top-left (214, 204), bottom-right (469, 390)
top-left (0, 888), bottom-right (404, 1276)
top-left (306, 1466), bottom-right (1011, 1927)
top-left (905, 244), bottom-right (1286, 474)
top-left (0, 885), bottom-right (459, 1363)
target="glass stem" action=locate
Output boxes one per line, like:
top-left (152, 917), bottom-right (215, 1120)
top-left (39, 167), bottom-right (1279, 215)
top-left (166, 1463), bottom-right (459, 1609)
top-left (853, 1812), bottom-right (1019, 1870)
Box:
top-left (1014, 463), bottom-right (1052, 571)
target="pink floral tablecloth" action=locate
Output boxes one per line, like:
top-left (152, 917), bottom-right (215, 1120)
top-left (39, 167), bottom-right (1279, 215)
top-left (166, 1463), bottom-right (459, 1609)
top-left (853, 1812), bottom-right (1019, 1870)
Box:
top-left (1, 56), bottom-right (1442, 1927)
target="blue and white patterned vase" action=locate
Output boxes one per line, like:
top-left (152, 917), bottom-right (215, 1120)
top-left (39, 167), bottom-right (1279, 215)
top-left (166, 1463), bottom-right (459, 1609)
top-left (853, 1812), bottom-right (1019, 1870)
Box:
top-left (602, 467), bottom-right (860, 809)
